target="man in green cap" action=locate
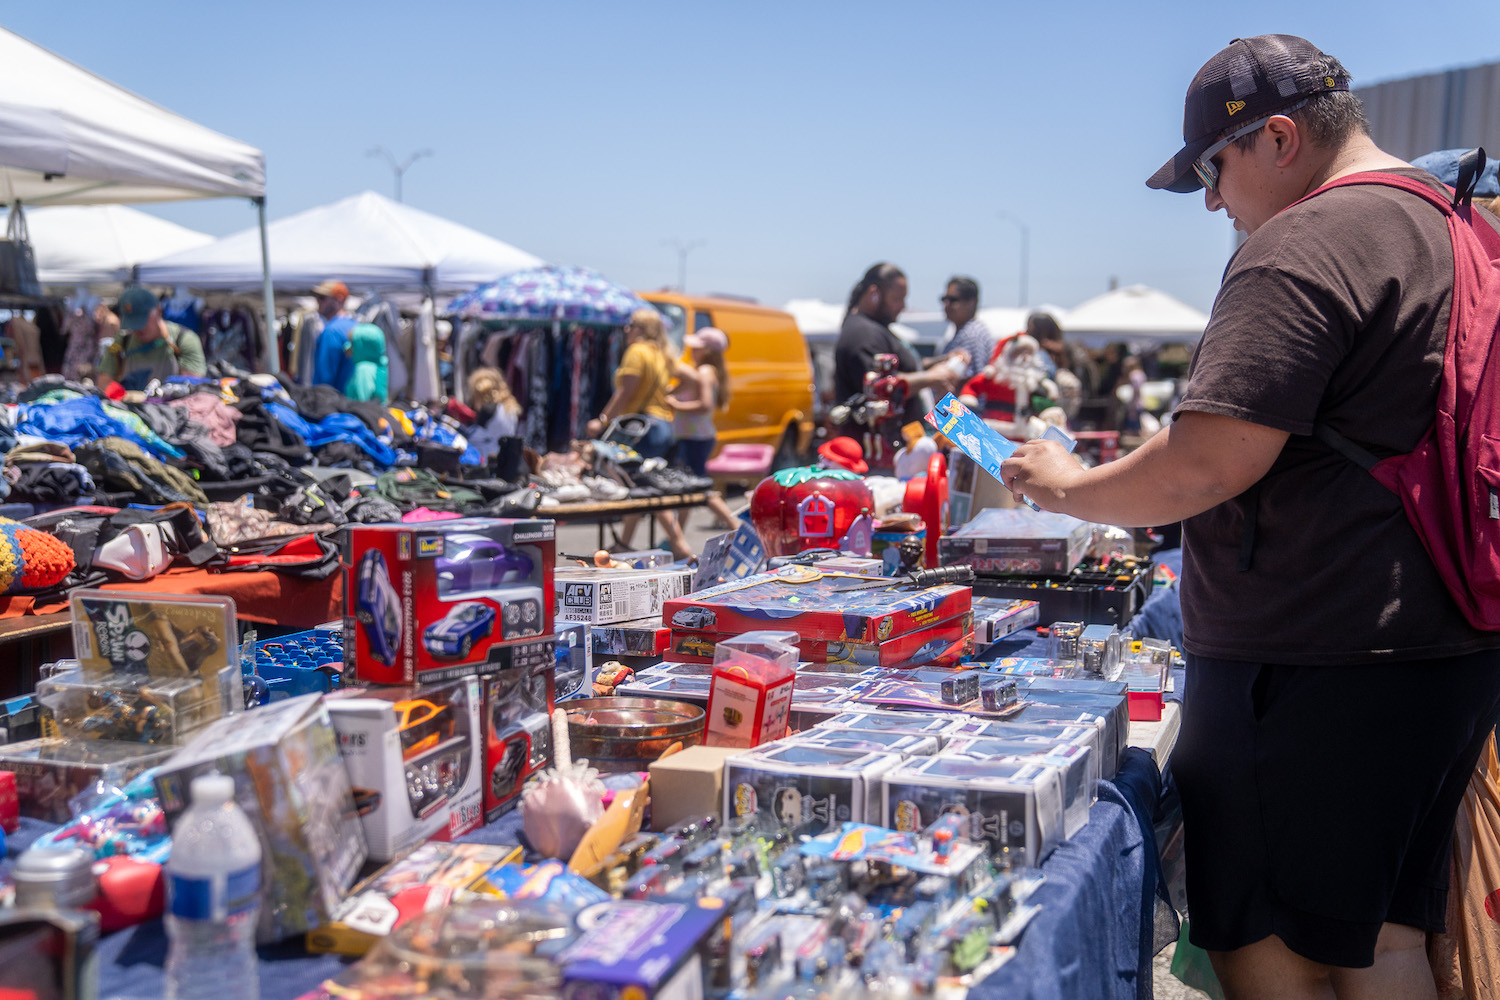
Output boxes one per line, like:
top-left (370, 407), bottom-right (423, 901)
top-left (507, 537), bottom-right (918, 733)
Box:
top-left (98, 286), bottom-right (207, 393)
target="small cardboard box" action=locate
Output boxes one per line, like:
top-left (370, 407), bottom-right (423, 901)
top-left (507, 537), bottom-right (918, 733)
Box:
top-left (154, 694), bottom-right (367, 943)
top-left (325, 676), bottom-right (484, 862)
top-left (342, 518), bottom-right (555, 685)
top-left (555, 566), bottom-right (694, 625)
top-left (648, 745), bottom-right (747, 832)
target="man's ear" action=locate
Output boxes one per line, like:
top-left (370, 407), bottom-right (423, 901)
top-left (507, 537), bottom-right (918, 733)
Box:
top-left (1267, 115), bottom-right (1300, 168)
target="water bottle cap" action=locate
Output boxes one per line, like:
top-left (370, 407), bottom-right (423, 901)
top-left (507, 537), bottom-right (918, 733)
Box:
top-left (190, 772), bottom-right (235, 807)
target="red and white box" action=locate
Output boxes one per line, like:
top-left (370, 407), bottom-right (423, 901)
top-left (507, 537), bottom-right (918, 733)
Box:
top-left (705, 632), bottom-right (797, 749)
top-left (342, 518), bottom-right (555, 685)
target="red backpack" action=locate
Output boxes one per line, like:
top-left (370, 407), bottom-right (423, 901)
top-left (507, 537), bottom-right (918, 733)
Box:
top-left (1301, 150), bottom-right (1500, 631)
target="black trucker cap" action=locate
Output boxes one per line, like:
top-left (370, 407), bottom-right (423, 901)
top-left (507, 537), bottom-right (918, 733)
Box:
top-left (1147, 34), bottom-right (1350, 193)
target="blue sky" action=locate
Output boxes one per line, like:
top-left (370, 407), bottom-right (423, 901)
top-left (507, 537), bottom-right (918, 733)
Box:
top-left (7, 3), bottom-right (1498, 314)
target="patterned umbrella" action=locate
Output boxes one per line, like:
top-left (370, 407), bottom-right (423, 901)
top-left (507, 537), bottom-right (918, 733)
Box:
top-left (447, 264), bottom-right (655, 326)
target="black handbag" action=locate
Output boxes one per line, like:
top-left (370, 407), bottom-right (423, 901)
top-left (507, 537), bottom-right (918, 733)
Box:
top-left (0, 204), bottom-right (42, 298)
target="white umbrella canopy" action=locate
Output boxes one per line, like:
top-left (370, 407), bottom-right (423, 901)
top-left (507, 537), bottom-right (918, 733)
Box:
top-left (0, 27), bottom-right (264, 205)
top-left (1060, 284), bottom-right (1209, 345)
top-left (29, 204), bottom-right (213, 288)
top-left (138, 191), bottom-right (544, 294)
top-left (783, 298), bottom-right (922, 343)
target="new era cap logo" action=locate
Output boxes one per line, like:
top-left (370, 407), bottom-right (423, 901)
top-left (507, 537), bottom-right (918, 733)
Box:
top-left (1226, 100), bottom-right (1246, 116)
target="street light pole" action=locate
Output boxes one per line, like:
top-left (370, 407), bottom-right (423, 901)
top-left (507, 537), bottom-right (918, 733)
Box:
top-left (996, 211), bottom-right (1030, 307)
top-left (662, 238), bottom-right (706, 292)
top-left (366, 146), bottom-right (434, 203)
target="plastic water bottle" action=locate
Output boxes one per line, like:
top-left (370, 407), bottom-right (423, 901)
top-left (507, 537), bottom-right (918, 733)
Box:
top-left (164, 772), bottom-right (261, 1000)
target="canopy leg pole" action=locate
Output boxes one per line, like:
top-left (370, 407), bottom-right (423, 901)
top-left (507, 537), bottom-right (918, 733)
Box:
top-left (255, 196), bottom-right (279, 374)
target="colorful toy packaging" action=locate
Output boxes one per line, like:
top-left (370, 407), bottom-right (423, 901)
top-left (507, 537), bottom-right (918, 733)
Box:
top-left (554, 623), bottom-right (594, 703)
top-left (663, 564), bottom-right (971, 644)
top-left (153, 693), bottom-right (367, 943)
top-left (555, 565), bottom-right (694, 625)
top-left (668, 611), bottom-right (973, 669)
top-left (341, 517), bottom-right (556, 685)
top-left (704, 631), bottom-right (797, 749)
top-left (324, 675), bottom-right (483, 861)
top-left (480, 664), bottom-right (555, 822)
top-left (724, 743), bottom-right (902, 835)
top-left (558, 898), bottom-right (733, 1000)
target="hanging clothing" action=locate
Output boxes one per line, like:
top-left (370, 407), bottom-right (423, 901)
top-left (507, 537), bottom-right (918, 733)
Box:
top-left (343, 323), bottom-right (389, 403)
top-left (60, 309), bottom-right (98, 383)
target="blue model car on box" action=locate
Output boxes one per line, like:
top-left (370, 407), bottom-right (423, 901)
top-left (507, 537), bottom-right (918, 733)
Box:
top-left (424, 602), bottom-right (497, 659)
top-left (356, 550), bottom-right (402, 666)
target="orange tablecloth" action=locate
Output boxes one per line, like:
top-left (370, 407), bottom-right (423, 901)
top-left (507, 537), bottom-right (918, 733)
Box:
top-left (98, 566), bottom-right (343, 628)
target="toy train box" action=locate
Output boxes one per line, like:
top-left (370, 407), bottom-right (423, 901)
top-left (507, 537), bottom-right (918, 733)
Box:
top-left (662, 565), bottom-right (971, 644)
top-left (724, 742), bottom-right (902, 835)
top-left (342, 518), bottom-right (556, 685)
top-left (325, 676), bottom-right (483, 862)
top-left (880, 755), bottom-right (1065, 867)
top-left (667, 611), bottom-right (973, 669)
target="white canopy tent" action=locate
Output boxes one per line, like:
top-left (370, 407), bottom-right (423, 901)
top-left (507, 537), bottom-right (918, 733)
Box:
top-left (1060, 284), bottom-right (1210, 346)
top-left (0, 27), bottom-right (274, 364)
top-left (29, 204), bottom-right (212, 288)
top-left (783, 298), bottom-right (924, 344)
top-left (137, 190), bottom-right (544, 294)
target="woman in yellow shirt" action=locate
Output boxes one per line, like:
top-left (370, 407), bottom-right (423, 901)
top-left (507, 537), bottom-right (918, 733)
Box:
top-left (586, 308), bottom-right (674, 458)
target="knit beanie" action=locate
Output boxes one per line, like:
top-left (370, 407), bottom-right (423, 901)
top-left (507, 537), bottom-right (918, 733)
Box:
top-left (0, 516), bottom-right (76, 593)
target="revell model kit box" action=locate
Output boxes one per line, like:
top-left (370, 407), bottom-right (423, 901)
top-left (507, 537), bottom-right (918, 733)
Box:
top-left (325, 676), bottom-right (483, 861)
top-left (343, 517), bottom-right (555, 685)
top-left (663, 565), bottom-right (971, 644)
top-left (555, 566), bottom-right (694, 625)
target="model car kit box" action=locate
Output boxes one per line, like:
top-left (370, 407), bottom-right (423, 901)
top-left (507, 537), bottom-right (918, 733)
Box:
top-left (554, 623), bottom-right (594, 702)
top-left (555, 565), bottom-right (694, 625)
top-left (663, 564), bottom-right (972, 644)
top-left (724, 742), bottom-right (903, 834)
top-left (154, 693), bottom-right (367, 942)
top-left (881, 755), bottom-right (1065, 867)
top-left (939, 508), bottom-right (1093, 577)
top-left (342, 518), bottom-right (555, 685)
top-left (591, 616), bottom-right (673, 656)
top-left (325, 676), bottom-right (483, 861)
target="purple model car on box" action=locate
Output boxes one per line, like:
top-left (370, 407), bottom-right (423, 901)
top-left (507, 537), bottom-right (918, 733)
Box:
top-left (436, 534), bottom-right (534, 598)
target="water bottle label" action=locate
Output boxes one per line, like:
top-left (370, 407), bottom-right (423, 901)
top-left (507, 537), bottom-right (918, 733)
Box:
top-left (169, 862), bottom-right (261, 920)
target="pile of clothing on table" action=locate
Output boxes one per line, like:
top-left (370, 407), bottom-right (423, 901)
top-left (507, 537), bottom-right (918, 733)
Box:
top-left (0, 373), bottom-right (716, 599)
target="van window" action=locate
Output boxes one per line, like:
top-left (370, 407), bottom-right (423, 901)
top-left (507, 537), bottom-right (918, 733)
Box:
top-left (694, 311), bottom-right (713, 333)
top-left (652, 302), bottom-right (688, 354)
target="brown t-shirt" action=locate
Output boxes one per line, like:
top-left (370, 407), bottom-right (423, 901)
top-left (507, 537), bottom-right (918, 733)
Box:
top-left (1174, 168), bottom-right (1500, 664)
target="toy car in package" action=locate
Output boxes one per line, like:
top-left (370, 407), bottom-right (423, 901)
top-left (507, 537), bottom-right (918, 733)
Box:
top-left (343, 518), bottom-right (556, 684)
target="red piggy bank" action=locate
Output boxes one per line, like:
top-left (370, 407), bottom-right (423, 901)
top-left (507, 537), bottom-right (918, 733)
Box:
top-left (749, 466), bottom-right (875, 557)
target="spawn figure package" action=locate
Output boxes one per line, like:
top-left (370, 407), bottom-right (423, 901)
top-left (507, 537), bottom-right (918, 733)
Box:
top-left (325, 676), bottom-right (483, 861)
top-left (154, 693), bottom-right (367, 943)
top-left (724, 742), bottom-right (903, 835)
top-left (668, 610), bottom-right (974, 669)
top-left (663, 564), bottom-right (971, 644)
top-left (306, 840), bottom-right (521, 956)
top-left (67, 591), bottom-right (239, 743)
top-left (881, 755), bottom-right (1065, 868)
top-left (342, 518), bottom-right (555, 685)
top-left (555, 565), bottom-right (694, 625)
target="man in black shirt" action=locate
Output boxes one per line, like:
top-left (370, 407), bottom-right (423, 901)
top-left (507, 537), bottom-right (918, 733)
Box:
top-left (833, 263), bottom-right (965, 433)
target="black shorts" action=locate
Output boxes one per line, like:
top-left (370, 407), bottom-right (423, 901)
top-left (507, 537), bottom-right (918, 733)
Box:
top-left (1172, 649), bottom-right (1500, 968)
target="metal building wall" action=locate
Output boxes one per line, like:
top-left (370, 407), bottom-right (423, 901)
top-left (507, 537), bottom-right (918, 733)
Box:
top-left (1356, 61), bottom-right (1500, 160)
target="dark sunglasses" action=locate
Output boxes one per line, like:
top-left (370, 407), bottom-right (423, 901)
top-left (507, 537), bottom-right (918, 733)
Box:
top-left (1193, 98), bottom-right (1310, 191)
top-left (940, 295), bottom-right (972, 305)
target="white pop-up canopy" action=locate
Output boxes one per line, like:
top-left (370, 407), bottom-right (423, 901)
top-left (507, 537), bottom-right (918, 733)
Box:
top-left (29, 204), bottom-right (213, 288)
top-left (1060, 284), bottom-right (1210, 345)
top-left (138, 190), bottom-right (544, 294)
top-left (0, 27), bottom-right (276, 365)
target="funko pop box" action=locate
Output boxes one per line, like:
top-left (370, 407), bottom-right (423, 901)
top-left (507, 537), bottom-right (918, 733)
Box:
top-left (723, 742), bottom-right (903, 835)
top-left (342, 518), bottom-right (555, 685)
top-left (325, 675), bottom-right (483, 862)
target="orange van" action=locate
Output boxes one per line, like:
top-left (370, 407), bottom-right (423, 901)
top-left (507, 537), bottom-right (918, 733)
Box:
top-left (640, 292), bottom-right (815, 467)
